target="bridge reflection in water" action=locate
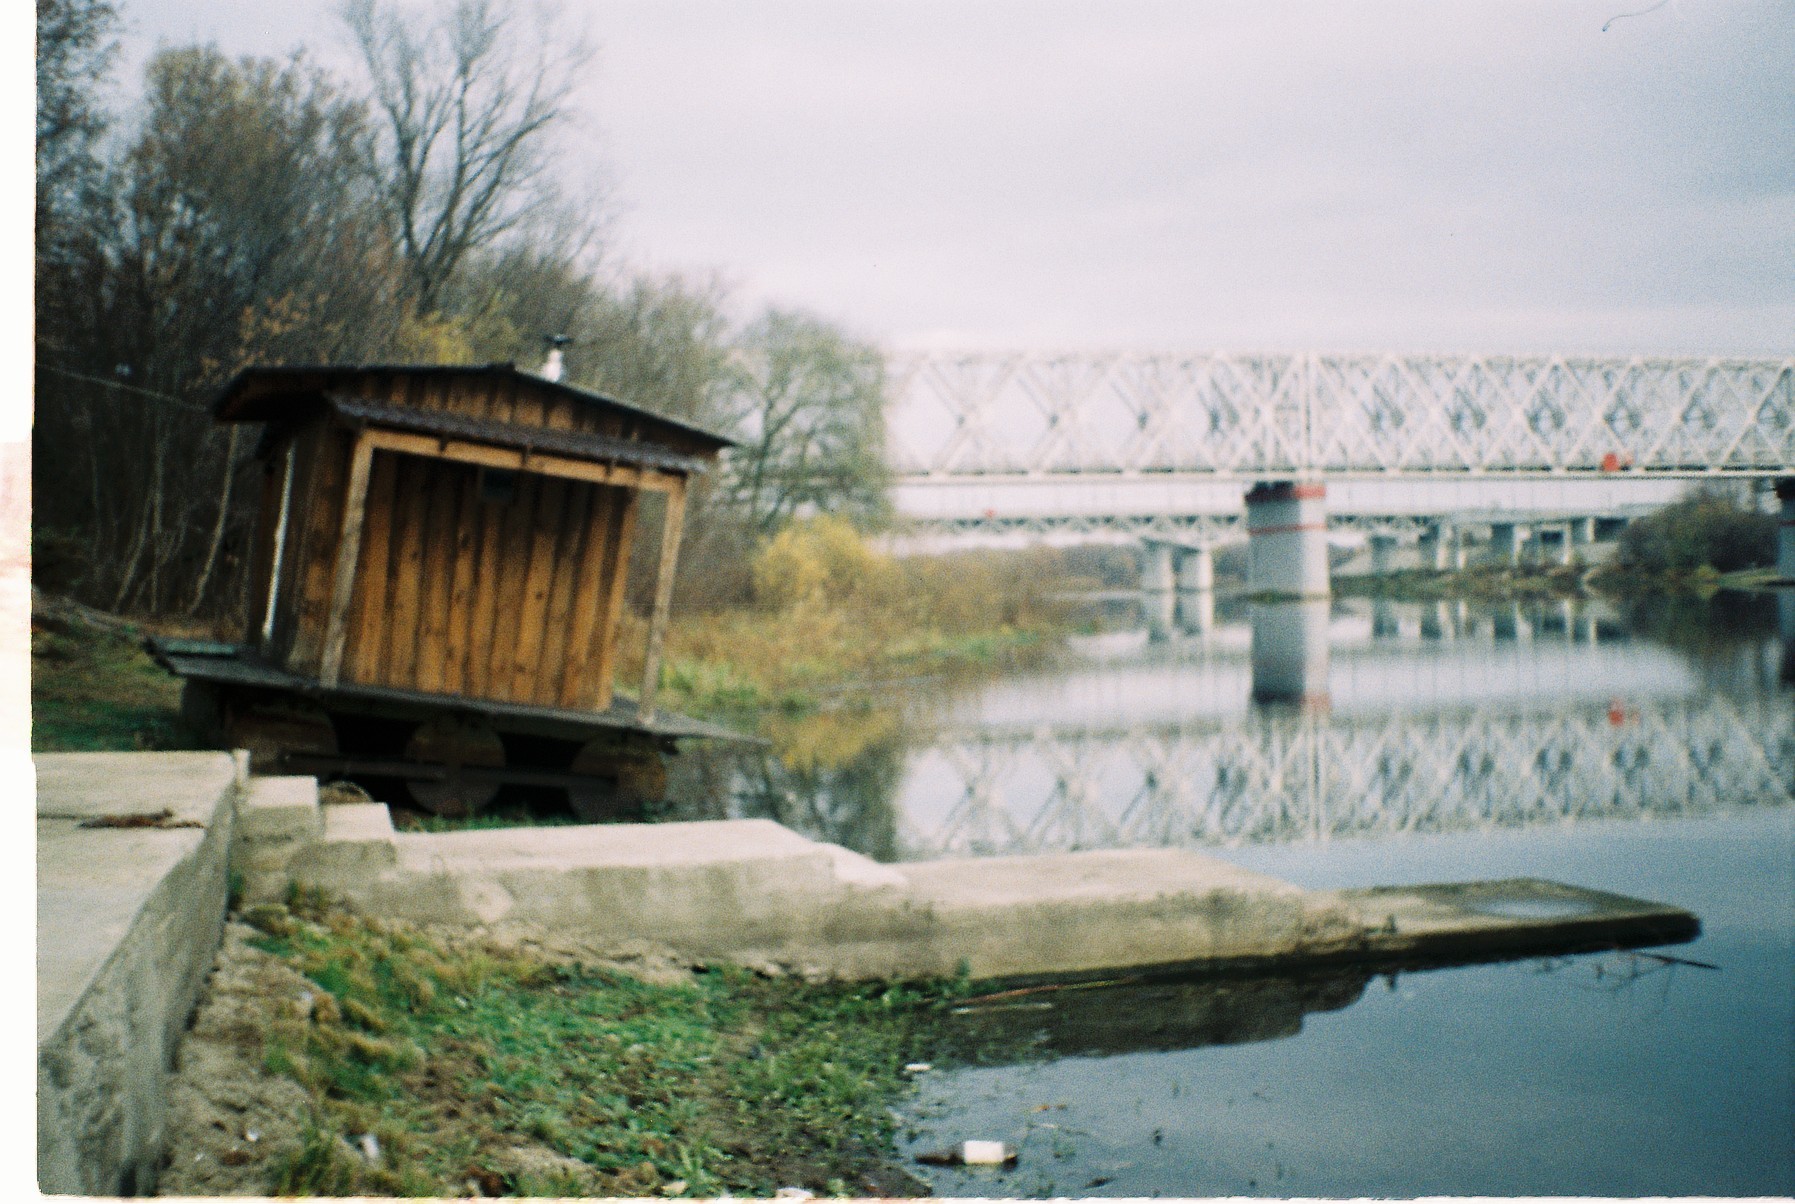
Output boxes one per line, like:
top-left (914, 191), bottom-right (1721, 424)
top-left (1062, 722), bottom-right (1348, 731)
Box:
top-left (699, 595), bottom-right (1795, 863)
top-left (906, 694), bottom-right (1793, 859)
top-left (891, 595), bottom-right (1795, 861)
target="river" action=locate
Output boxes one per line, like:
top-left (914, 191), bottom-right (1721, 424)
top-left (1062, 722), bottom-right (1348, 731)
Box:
top-left (688, 589), bottom-right (1794, 1197)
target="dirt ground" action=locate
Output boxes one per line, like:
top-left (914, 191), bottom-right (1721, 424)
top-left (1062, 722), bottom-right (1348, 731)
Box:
top-left (158, 922), bottom-right (330, 1196)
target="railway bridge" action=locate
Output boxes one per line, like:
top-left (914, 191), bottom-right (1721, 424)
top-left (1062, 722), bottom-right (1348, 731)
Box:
top-left (885, 351), bottom-right (1795, 593)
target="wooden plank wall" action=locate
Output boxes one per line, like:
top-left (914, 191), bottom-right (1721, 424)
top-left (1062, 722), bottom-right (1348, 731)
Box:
top-left (337, 453), bottom-right (637, 710)
top-left (259, 369), bottom-right (683, 709)
top-left (268, 423), bottom-right (352, 674)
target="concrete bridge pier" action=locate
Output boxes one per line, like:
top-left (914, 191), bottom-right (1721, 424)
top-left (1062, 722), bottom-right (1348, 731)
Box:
top-left (1419, 523), bottom-right (1461, 572)
top-left (1245, 481), bottom-right (1329, 599)
top-left (1368, 534), bottom-right (1400, 576)
top-left (1778, 478), bottom-right (1795, 582)
top-left (1553, 524), bottom-right (1575, 566)
top-left (1145, 589), bottom-right (1177, 644)
top-left (1490, 522), bottom-right (1525, 567)
top-left (1571, 516), bottom-right (1596, 550)
top-left (1176, 544), bottom-right (1215, 592)
top-left (1141, 541), bottom-right (1175, 593)
top-left (1177, 588), bottom-right (1216, 636)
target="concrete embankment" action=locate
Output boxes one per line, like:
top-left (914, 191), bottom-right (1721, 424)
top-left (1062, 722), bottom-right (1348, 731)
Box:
top-left (282, 798), bottom-right (1697, 982)
top-left (37, 751), bottom-right (1700, 1192)
top-left (285, 804), bottom-right (1372, 980)
top-left (37, 751), bottom-right (243, 1197)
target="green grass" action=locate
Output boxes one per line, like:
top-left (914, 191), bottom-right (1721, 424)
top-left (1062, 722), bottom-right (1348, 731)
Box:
top-left (656, 615), bottom-right (1057, 724)
top-left (30, 612), bottom-right (192, 751)
top-left (240, 895), bottom-right (984, 1197)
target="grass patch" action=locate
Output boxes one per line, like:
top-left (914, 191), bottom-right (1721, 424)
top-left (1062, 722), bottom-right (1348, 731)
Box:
top-left (30, 606), bottom-right (192, 751)
top-left (238, 895), bottom-right (987, 1197)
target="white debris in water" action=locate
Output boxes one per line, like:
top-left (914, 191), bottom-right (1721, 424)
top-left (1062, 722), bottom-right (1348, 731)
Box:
top-left (961, 1140), bottom-right (1010, 1165)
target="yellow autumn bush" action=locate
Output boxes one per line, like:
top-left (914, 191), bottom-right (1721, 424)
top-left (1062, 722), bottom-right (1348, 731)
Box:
top-left (751, 515), bottom-right (899, 610)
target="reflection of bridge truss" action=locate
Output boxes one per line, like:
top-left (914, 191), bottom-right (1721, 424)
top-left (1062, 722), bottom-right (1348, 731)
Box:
top-left (889, 352), bottom-right (1795, 479)
top-left (903, 696), bottom-right (1794, 859)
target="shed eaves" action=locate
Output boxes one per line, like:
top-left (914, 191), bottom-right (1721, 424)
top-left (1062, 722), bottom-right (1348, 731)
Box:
top-left (211, 362), bottom-right (735, 452)
top-left (321, 394), bottom-right (719, 475)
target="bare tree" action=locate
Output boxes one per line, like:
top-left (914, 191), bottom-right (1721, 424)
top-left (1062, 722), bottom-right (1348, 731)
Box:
top-left (35, 0), bottom-right (118, 258)
top-left (722, 310), bottom-right (892, 535)
top-left (342, 0), bottom-right (592, 313)
top-left (33, 48), bottom-right (408, 618)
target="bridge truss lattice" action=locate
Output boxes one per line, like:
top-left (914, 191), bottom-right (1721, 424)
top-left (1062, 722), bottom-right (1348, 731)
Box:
top-left (889, 352), bottom-right (1795, 480)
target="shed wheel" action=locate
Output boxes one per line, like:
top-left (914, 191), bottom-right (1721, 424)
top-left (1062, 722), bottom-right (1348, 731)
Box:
top-left (403, 715), bottom-right (504, 818)
top-left (566, 738), bottom-right (668, 823)
top-left (223, 695), bottom-right (337, 775)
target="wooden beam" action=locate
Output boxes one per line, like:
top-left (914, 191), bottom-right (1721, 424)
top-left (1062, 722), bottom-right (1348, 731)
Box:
top-left (319, 433), bottom-right (376, 688)
top-left (637, 479), bottom-right (688, 726)
top-left (259, 442), bottom-right (297, 648)
top-left (359, 427), bottom-right (685, 493)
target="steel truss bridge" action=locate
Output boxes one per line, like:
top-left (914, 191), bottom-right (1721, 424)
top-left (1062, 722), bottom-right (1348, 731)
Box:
top-left (898, 696), bottom-right (1794, 860)
top-left (886, 504), bottom-right (1660, 547)
top-left (886, 351), bottom-right (1795, 538)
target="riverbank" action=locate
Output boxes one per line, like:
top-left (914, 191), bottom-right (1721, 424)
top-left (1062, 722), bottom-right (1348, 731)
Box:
top-left (160, 895), bottom-right (970, 1197)
top-left (30, 542), bottom-right (1076, 753)
top-left (627, 537), bottom-right (1074, 724)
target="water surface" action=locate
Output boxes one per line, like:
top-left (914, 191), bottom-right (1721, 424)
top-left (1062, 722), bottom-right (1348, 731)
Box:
top-left (693, 591), bottom-right (1794, 1196)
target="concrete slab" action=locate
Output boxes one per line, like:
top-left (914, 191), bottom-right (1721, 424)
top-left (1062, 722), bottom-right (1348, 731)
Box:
top-left (1334, 877), bottom-right (1702, 963)
top-left (237, 774), bottom-right (321, 841)
top-left (893, 848), bottom-right (1362, 981)
top-left (901, 848), bottom-right (1307, 909)
top-left (36, 751), bottom-right (241, 1196)
top-left (390, 816), bottom-right (824, 872)
top-left (36, 751), bottom-right (240, 1042)
top-left (35, 748), bottom-right (239, 823)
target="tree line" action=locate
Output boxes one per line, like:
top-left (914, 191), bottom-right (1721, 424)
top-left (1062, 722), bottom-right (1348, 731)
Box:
top-left (34, 0), bottom-right (891, 621)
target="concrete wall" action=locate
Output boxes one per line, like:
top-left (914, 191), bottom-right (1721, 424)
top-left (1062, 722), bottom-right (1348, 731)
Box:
top-left (37, 752), bottom-right (243, 1196)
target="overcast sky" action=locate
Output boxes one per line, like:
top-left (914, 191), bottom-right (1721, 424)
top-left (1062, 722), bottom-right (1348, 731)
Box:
top-left (101, 0), bottom-right (1795, 356)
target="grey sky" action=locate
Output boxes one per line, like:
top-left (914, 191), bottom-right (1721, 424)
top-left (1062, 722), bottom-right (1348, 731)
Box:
top-left (110, 0), bottom-right (1795, 355)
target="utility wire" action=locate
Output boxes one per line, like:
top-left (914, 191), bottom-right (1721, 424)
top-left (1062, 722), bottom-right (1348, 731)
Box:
top-left (37, 364), bottom-right (210, 411)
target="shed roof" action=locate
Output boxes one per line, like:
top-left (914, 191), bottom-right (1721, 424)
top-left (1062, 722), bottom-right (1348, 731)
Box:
top-left (322, 394), bottom-right (720, 475)
top-left (211, 362), bottom-right (735, 452)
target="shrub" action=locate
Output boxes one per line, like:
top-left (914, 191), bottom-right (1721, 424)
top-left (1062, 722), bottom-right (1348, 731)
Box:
top-left (1617, 493), bottom-right (1776, 574)
top-left (751, 515), bottom-right (897, 609)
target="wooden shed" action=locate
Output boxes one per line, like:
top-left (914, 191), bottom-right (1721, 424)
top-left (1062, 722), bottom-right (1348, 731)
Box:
top-left (153, 362), bottom-right (739, 818)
